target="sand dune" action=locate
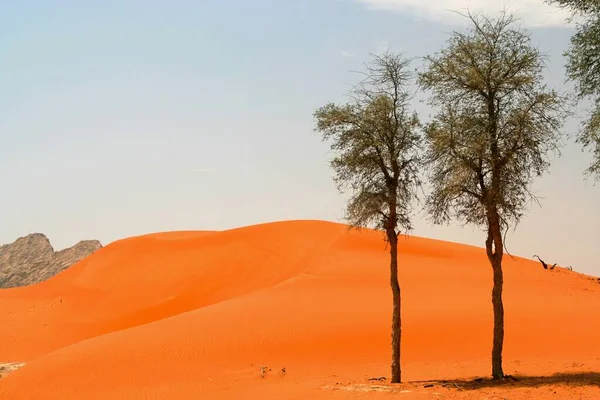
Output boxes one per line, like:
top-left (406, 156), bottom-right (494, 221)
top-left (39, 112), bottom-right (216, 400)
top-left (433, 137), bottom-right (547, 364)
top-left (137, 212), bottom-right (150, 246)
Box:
top-left (0, 220), bottom-right (598, 399)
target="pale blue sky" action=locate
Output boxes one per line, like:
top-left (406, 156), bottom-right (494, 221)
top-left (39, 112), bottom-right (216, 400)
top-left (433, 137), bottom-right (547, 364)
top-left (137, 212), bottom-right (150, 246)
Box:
top-left (1, 1), bottom-right (598, 275)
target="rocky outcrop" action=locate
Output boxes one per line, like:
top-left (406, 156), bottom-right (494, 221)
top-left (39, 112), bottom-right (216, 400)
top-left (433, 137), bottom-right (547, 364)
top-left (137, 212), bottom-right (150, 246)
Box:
top-left (0, 234), bottom-right (102, 288)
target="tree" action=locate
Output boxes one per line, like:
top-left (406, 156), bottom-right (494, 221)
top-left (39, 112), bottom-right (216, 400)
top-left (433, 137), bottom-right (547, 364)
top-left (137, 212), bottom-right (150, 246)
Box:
top-left (547, 0), bottom-right (600, 179)
top-left (314, 52), bottom-right (422, 383)
top-left (419, 11), bottom-right (570, 379)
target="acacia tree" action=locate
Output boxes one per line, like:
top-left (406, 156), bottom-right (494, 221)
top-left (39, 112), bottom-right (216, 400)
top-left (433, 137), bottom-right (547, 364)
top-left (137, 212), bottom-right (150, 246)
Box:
top-left (419, 11), bottom-right (570, 379)
top-left (314, 52), bottom-right (421, 383)
top-left (547, 0), bottom-right (600, 179)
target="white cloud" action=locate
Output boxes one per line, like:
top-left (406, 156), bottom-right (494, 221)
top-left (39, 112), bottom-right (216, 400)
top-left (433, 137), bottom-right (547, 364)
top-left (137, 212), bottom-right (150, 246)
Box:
top-left (340, 50), bottom-right (356, 58)
top-left (355, 0), bottom-right (573, 28)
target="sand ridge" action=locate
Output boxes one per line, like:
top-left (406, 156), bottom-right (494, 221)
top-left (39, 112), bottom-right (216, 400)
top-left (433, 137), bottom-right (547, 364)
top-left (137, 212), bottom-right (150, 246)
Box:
top-left (0, 220), bottom-right (598, 399)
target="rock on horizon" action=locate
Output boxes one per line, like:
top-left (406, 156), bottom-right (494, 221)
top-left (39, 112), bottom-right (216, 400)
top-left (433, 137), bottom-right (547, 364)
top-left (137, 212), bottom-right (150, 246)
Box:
top-left (0, 233), bottom-right (102, 288)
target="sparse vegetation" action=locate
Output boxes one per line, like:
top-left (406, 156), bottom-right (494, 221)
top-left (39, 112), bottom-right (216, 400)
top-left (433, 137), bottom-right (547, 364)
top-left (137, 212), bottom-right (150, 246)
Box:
top-left (0, 362), bottom-right (25, 379)
top-left (548, 0), bottom-right (600, 180)
top-left (314, 52), bottom-right (423, 383)
top-left (259, 366), bottom-right (269, 378)
top-left (418, 11), bottom-right (570, 379)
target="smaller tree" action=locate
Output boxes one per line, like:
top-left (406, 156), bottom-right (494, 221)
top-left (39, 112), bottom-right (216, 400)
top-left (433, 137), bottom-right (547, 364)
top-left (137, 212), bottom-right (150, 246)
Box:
top-left (547, 0), bottom-right (600, 179)
top-left (314, 52), bottom-right (422, 383)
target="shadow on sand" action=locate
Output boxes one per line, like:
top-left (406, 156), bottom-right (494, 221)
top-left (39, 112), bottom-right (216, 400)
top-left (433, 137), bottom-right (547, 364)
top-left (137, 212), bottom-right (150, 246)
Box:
top-left (420, 372), bottom-right (600, 390)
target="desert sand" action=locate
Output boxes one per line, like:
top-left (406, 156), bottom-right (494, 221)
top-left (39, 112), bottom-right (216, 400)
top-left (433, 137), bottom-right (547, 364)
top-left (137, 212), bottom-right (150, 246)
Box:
top-left (0, 220), bottom-right (598, 399)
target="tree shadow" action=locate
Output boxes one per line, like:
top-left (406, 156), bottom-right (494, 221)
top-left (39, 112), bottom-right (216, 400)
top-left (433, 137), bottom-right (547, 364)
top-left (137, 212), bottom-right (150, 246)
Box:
top-left (419, 372), bottom-right (600, 391)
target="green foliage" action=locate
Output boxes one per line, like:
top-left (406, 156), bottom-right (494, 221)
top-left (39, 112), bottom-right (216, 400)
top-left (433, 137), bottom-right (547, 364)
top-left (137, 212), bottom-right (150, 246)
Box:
top-left (314, 52), bottom-right (422, 235)
top-left (548, 0), bottom-right (600, 178)
top-left (419, 11), bottom-right (570, 230)
top-left (547, 0), bottom-right (600, 15)
top-left (576, 105), bottom-right (600, 177)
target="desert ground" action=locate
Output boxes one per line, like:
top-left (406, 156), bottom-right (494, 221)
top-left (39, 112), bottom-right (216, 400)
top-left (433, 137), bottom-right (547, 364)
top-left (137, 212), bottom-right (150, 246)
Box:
top-left (0, 220), bottom-right (598, 399)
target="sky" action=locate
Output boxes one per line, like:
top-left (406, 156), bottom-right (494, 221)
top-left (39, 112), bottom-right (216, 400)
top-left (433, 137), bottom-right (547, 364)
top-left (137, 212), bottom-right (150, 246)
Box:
top-left (1, 0), bottom-right (598, 276)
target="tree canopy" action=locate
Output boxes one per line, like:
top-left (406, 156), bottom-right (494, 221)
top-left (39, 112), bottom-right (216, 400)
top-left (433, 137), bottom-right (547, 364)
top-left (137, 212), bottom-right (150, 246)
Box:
top-left (314, 53), bottom-right (422, 234)
top-left (419, 11), bottom-right (570, 231)
top-left (549, 0), bottom-right (600, 15)
top-left (548, 0), bottom-right (600, 178)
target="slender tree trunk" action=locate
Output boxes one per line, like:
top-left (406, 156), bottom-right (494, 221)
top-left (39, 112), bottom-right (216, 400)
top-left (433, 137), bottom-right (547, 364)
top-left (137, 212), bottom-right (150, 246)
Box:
top-left (490, 253), bottom-right (504, 379)
top-left (486, 212), bottom-right (505, 380)
top-left (389, 232), bottom-right (401, 383)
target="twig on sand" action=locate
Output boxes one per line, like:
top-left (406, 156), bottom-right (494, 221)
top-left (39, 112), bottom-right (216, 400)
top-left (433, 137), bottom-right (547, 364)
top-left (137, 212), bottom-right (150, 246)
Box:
top-left (438, 381), bottom-right (462, 390)
top-left (367, 376), bottom-right (387, 382)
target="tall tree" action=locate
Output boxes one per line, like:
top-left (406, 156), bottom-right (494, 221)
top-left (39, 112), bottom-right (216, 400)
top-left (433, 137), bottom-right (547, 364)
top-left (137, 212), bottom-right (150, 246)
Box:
top-left (547, 0), bottom-right (600, 179)
top-left (419, 11), bottom-right (570, 379)
top-left (314, 52), bottom-right (422, 383)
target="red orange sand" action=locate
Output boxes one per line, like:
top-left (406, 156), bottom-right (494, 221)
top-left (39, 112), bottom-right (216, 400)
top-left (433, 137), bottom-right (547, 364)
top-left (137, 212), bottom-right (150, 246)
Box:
top-left (0, 220), bottom-right (598, 399)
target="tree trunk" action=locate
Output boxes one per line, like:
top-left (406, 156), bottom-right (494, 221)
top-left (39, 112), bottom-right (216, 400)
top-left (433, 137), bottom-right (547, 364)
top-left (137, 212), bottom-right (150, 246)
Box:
top-left (486, 212), bottom-right (505, 380)
top-left (389, 232), bottom-right (401, 383)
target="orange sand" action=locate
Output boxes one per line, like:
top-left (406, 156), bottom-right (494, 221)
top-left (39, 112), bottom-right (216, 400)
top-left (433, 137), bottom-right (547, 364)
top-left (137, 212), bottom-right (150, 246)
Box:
top-left (0, 220), bottom-right (598, 399)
